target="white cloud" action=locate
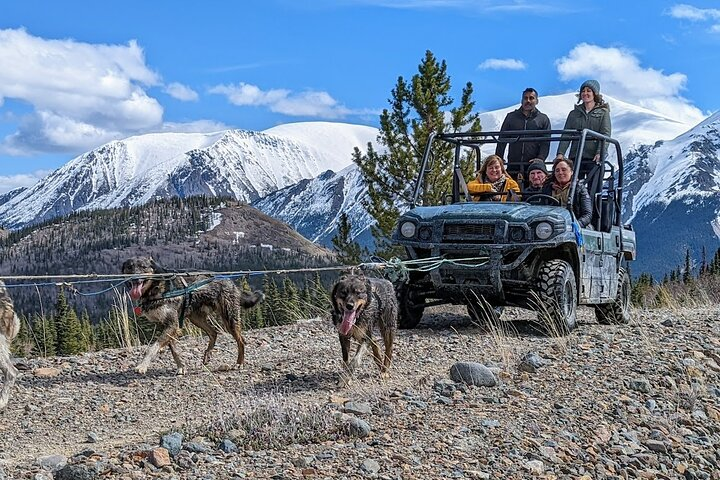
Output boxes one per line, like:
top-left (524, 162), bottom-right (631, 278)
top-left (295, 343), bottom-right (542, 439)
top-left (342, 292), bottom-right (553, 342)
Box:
top-left (555, 43), bottom-right (705, 125)
top-left (477, 58), bottom-right (527, 70)
top-left (667, 4), bottom-right (720, 33)
top-left (0, 170), bottom-right (50, 195)
top-left (209, 82), bottom-right (356, 119)
top-left (164, 82), bottom-right (199, 102)
top-left (668, 4), bottom-right (720, 21)
top-left (0, 28), bottom-right (164, 154)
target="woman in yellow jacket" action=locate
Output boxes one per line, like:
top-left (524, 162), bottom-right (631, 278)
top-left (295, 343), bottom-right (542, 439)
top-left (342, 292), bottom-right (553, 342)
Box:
top-left (467, 154), bottom-right (520, 202)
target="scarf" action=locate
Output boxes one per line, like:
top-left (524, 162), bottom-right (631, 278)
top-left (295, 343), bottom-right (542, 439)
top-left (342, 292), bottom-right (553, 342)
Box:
top-left (484, 174), bottom-right (507, 193)
top-left (551, 181), bottom-right (571, 205)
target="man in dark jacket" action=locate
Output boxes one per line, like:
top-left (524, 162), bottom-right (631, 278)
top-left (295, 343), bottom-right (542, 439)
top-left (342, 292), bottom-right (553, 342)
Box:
top-left (495, 88), bottom-right (551, 187)
top-left (524, 160), bottom-right (548, 194)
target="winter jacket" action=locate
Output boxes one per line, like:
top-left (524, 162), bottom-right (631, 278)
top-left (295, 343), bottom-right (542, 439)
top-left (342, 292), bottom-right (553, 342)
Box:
top-left (495, 108), bottom-right (551, 173)
top-left (467, 177), bottom-right (520, 202)
top-left (556, 103), bottom-right (611, 160)
top-left (542, 179), bottom-right (593, 227)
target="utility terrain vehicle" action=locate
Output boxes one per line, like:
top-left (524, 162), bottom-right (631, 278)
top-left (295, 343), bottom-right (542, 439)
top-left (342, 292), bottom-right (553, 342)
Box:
top-left (392, 129), bottom-right (636, 332)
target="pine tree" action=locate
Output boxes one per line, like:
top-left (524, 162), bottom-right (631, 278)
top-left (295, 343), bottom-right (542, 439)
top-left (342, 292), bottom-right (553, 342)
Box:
top-left (261, 277), bottom-right (281, 326)
top-left (682, 248), bottom-right (692, 284)
top-left (331, 213), bottom-right (364, 265)
top-left (278, 277), bottom-right (300, 325)
top-left (353, 50), bottom-right (482, 253)
top-left (54, 288), bottom-right (84, 355)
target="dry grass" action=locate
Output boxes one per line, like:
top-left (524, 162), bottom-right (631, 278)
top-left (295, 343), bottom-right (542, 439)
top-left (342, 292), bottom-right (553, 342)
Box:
top-left (191, 388), bottom-right (343, 449)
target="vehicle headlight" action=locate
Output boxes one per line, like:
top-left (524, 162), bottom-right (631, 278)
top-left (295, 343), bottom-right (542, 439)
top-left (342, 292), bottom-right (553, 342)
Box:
top-left (535, 222), bottom-right (553, 240)
top-left (400, 221), bottom-right (417, 238)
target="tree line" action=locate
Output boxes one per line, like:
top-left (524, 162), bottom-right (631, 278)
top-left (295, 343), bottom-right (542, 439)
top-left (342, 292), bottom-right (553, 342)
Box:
top-left (11, 273), bottom-right (332, 358)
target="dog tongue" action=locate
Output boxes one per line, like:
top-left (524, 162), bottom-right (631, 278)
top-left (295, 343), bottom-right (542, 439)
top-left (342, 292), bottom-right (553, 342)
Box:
top-left (129, 282), bottom-right (144, 300)
top-left (338, 309), bottom-right (358, 335)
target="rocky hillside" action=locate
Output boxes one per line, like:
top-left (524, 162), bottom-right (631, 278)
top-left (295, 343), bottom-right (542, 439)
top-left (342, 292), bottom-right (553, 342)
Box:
top-left (0, 306), bottom-right (718, 478)
top-left (0, 196), bottom-right (335, 319)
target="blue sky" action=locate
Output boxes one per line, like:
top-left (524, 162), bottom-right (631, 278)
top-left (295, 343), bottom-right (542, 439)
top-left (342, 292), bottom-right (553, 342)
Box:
top-left (0, 0), bottom-right (718, 193)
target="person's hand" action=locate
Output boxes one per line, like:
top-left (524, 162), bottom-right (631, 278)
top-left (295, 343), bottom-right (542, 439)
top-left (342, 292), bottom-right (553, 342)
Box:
top-left (593, 154), bottom-right (601, 163)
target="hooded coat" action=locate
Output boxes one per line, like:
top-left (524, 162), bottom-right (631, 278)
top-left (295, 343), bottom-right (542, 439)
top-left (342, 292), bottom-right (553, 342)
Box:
top-left (556, 102), bottom-right (611, 161)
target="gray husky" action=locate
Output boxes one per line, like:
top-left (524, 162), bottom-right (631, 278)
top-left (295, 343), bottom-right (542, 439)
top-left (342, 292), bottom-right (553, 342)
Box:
top-left (0, 281), bottom-right (20, 410)
top-left (122, 257), bottom-right (263, 375)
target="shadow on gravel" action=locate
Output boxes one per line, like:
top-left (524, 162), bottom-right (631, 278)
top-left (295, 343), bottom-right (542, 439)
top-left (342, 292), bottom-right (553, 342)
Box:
top-left (418, 311), bottom-right (554, 338)
top-left (248, 370), bottom-right (340, 394)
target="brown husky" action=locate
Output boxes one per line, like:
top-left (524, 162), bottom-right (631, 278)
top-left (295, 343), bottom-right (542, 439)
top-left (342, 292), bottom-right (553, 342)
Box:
top-left (122, 257), bottom-right (263, 375)
top-left (0, 281), bottom-right (20, 410)
top-left (330, 275), bottom-right (398, 387)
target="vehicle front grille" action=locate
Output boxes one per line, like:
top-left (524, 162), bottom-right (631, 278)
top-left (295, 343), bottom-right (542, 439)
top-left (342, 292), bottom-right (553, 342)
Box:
top-left (443, 223), bottom-right (495, 240)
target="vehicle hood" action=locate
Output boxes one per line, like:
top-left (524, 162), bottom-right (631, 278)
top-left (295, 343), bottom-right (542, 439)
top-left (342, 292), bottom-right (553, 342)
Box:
top-left (401, 202), bottom-right (572, 224)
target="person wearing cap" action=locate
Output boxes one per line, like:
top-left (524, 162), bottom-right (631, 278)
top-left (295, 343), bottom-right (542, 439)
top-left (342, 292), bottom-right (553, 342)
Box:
top-left (495, 87), bottom-right (551, 186)
top-left (525, 159), bottom-right (549, 194)
top-left (467, 154), bottom-right (520, 202)
top-left (555, 79), bottom-right (611, 181)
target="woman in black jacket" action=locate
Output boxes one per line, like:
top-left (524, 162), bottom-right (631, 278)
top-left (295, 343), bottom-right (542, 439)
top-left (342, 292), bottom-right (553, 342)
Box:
top-left (543, 158), bottom-right (592, 228)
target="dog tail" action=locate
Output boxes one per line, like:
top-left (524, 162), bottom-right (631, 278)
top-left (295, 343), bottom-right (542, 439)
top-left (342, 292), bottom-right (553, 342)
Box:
top-left (240, 290), bottom-right (264, 308)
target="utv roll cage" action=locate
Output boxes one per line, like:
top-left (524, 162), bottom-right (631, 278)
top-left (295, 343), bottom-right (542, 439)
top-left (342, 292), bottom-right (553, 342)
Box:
top-left (412, 128), bottom-right (624, 234)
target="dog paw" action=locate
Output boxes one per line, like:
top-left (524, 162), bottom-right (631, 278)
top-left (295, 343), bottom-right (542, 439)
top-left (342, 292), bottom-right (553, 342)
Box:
top-left (135, 365), bottom-right (148, 375)
top-left (176, 368), bottom-right (187, 376)
top-left (380, 371), bottom-right (390, 380)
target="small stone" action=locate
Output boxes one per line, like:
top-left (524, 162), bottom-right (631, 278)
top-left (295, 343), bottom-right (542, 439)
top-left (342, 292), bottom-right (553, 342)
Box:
top-left (33, 367), bottom-right (61, 378)
top-left (449, 362), bottom-right (497, 387)
top-left (55, 464), bottom-right (97, 480)
top-left (629, 378), bottom-right (652, 394)
top-left (525, 459), bottom-right (544, 474)
top-left (147, 447), bottom-right (171, 468)
top-left (86, 432), bottom-right (100, 443)
top-left (346, 417), bottom-right (371, 438)
top-left (343, 401), bottom-right (372, 416)
top-left (217, 439), bottom-right (238, 453)
top-left (361, 459), bottom-right (380, 474)
top-left (35, 454), bottom-right (67, 471)
top-left (518, 352), bottom-right (546, 373)
top-left (160, 432), bottom-right (183, 457)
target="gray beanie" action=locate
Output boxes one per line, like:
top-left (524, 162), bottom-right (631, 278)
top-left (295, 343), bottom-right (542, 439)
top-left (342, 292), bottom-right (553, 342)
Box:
top-left (527, 161), bottom-right (548, 175)
top-left (580, 79), bottom-right (600, 95)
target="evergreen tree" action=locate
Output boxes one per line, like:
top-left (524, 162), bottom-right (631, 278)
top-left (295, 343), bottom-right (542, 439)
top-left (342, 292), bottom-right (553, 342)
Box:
top-left (353, 50), bottom-right (481, 253)
top-left (331, 213), bottom-right (364, 265)
top-left (682, 248), bottom-right (692, 284)
top-left (279, 277), bottom-right (300, 325)
top-left (54, 288), bottom-right (84, 355)
top-left (261, 277), bottom-right (281, 326)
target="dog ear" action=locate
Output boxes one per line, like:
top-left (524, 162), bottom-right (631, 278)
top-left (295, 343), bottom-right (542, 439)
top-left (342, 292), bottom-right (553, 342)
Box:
top-left (330, 280), bottom-right (343, 323)
top-left (149, 258), bottom-right (165, 273)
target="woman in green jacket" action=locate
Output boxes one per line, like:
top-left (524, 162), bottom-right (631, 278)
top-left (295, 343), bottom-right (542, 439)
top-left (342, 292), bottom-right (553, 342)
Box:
top-left (555, 79), bottom-right (611, 180)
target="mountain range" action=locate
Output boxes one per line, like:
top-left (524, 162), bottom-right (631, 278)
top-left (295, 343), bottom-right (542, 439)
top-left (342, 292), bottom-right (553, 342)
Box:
top-left (1, 94), bottom-right (718, 278)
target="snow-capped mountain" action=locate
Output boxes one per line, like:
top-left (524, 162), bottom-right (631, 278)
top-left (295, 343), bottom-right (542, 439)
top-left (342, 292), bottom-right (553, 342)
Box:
top-left (621, 111), bottom-right (720, 278)
top-left (0, 122), bottom-right (377, 229)
top-left (253, 164), bottom-right (375, 248)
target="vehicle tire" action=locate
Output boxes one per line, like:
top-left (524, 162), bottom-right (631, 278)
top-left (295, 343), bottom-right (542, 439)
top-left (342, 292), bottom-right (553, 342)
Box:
top-left (595, 267), bottom-right (631, 325)
top-left (535, 259), bottom-right (577, 335)
top-left (396, 284), bottom-right (425, 329)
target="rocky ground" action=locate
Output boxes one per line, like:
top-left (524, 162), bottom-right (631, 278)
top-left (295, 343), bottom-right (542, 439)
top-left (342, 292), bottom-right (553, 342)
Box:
top-left (0, 306), bottom-right (719, 479)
